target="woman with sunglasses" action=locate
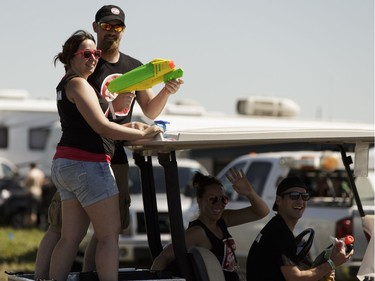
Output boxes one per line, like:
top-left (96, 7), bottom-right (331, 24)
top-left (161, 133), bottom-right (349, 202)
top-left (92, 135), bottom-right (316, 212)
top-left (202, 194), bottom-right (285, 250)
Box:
top-left (151, 167), bottom-right (269, 281)
top-left (48, 30), bottom-right (163, 281)
top-left (246, 176), bottom-right (353, 281)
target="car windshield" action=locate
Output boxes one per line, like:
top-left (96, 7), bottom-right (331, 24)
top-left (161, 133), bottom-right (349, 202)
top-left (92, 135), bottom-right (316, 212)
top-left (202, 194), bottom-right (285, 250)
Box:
top-left (1, 161), bottom-right (16, 179)
top-left (219, 161), bottom-right (272, 200)
top-left (128, 166), bottom-right (199, 194)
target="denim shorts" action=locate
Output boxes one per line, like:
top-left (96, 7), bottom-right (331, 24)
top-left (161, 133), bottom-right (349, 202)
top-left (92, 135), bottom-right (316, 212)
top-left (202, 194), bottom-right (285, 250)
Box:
top-left (51, 158), bottom-right (119, 207)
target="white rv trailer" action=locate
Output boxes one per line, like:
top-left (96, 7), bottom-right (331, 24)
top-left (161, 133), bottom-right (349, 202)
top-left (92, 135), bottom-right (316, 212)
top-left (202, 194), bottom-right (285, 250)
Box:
top-left (0, 90), bottom-right (59, 174)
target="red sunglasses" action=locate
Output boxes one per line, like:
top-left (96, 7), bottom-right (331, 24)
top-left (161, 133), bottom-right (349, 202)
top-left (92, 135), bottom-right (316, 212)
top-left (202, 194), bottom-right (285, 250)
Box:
top-left (74, 49), bottom-right (102, 59)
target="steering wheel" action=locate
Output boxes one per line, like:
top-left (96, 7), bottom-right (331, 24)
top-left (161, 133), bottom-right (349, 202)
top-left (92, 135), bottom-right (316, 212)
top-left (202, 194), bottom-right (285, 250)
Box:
top-left (295, 228), bottom-right (315, 262)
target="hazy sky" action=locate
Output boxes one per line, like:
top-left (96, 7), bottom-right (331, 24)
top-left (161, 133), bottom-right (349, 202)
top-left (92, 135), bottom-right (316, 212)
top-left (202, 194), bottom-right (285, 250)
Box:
top-left (1, 0), bottom-right (374, 123)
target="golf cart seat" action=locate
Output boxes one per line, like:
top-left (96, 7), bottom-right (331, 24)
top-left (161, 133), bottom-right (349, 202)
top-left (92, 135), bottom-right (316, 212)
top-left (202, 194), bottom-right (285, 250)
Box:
top-left (188, 247), bottom-right (225, 281)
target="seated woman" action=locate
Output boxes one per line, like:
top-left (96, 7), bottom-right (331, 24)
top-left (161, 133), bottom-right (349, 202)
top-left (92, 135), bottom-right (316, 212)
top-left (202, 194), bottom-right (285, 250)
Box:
top-left (151, 167), bottom-right (270, 281)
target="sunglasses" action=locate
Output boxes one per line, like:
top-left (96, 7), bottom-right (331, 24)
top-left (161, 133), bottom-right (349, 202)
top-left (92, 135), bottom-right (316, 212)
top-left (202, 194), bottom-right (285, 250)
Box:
top-left (207, 195), bottom-right (229, 205)
top-left (74, 49), bottom-right (102, 59)
top-left (281, 192), bottom-right (310, 201)
top-left (98, 22), bottom-right (125, 33)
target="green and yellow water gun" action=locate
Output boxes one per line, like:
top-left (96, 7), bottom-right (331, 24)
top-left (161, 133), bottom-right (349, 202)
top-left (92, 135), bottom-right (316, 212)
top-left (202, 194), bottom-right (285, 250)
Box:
top-left (107, 58), bottom-right (184, 94)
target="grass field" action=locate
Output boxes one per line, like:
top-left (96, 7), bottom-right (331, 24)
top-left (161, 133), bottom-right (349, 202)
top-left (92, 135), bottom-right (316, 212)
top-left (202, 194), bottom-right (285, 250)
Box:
top-left (0, 227), bottom-right (44, 281)
top-left (0, 227), bottom-right (361, 281)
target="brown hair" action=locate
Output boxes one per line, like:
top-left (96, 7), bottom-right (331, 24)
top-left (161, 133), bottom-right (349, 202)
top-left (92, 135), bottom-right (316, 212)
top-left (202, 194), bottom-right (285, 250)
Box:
top-left (53, 30), bottom-right (96, 71)
top-left (192, 172), bottom-right (223, 199)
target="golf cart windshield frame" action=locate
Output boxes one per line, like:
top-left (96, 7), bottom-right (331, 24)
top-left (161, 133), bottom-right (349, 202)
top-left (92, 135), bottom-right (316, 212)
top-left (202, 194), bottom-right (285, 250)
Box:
top-left (128, 127), bottom-right (374, 281)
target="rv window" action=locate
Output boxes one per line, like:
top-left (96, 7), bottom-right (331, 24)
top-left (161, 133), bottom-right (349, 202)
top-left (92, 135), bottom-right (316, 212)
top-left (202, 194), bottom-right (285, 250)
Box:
top-left (0, 127), bottom-right (8, 148)
top-left (29, 127), bottom-right (50, 150)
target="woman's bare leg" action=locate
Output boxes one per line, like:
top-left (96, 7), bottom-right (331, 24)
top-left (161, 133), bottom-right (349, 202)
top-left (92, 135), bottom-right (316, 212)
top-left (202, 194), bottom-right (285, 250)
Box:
top-left (49, 199), bottom-right (89, 281)
top-left (85, 194), bottom-right (120, 281)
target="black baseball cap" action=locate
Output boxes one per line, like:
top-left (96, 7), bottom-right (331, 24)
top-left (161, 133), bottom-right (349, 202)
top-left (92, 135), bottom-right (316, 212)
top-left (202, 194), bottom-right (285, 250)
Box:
top-left (95, 5), bottom-right (125, 26)
top-left (272, 176), bottom-right (307, 211)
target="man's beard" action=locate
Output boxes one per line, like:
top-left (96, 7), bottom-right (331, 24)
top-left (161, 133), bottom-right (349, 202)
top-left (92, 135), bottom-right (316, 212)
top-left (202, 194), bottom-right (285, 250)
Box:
top-left (101, 37), bottom-right (120, 54)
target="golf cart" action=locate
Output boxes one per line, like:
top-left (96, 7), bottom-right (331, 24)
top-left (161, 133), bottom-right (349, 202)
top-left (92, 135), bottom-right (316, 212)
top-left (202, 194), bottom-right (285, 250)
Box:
top-left (7, 125), bottom-right (374, 281)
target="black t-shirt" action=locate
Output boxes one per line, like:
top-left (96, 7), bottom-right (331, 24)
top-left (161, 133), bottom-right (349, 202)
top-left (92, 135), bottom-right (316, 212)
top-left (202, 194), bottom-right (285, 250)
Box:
top-left (88, 52), bottom-right (142, 125)
top-left (56, 74), bottom-right (114, 156)
top-left (246, 214), bottom-right (298, 281)
top-left (88, 53), bottom-right (143, 164)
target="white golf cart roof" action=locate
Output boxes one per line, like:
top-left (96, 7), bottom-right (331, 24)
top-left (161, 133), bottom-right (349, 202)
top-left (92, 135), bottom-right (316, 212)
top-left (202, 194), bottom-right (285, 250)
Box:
top-left (129, 126), bottom-right (374, 154)
top-left (127, 125), bottom-right (374, 181)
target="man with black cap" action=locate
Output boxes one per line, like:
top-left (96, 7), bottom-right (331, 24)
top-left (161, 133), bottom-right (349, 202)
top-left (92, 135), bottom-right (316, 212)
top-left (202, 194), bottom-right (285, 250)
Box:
top-left (246, 176), bottom-right (353, 281)
top-left (34, 5), bottom-right (184, 280)
top-left (82, 5), bottom-right (183, 272)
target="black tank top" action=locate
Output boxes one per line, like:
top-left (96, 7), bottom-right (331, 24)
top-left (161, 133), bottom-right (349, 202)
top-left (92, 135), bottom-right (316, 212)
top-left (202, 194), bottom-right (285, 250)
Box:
top-left (188, 218), bottom-right (240, 281)
top-left (56, 74), bottom-right (114, 157)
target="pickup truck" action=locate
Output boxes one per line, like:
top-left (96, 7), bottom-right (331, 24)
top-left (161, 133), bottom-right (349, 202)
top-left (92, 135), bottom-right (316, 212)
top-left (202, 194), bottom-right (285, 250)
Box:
top-left (184, 149), bottom-right (375, 280)
top-left (6, 125), bottom-right (374, 281)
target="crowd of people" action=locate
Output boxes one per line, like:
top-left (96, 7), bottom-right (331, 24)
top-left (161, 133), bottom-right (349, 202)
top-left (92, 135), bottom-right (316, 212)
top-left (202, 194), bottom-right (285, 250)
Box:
top-left (31, 4), bottom-right (354, 281)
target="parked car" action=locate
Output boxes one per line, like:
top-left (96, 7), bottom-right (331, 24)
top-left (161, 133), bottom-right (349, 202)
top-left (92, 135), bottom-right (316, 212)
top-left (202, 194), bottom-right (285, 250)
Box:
top-left (0, 157), bottom-right (37, 228)
top-left (75, 157), bottom-right (208, 266)
top-left (0, 157), bottom-right (18, 179)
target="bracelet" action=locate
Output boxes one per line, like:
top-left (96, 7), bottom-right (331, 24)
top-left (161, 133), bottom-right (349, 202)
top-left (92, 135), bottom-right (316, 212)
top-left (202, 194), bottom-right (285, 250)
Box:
top-left (327, 259), bottom-right (336, 270)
